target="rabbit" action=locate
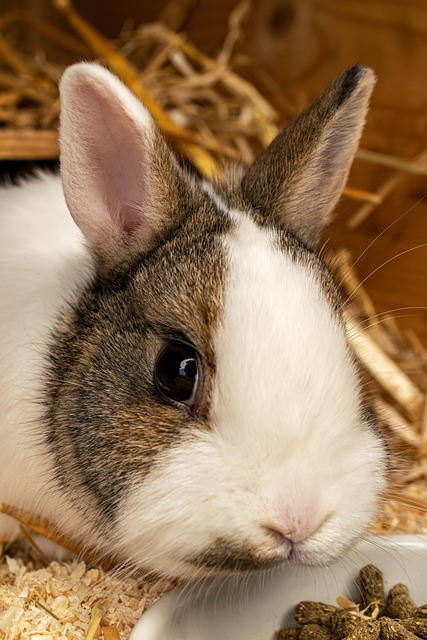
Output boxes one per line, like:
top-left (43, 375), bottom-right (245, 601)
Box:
top-left (0, 62), bottom-right (387, 580)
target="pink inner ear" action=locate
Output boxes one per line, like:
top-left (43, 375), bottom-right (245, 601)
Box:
top-left (84, 89), bottom-right (149, 236)
top-left (60, 69), bottom-right (154, 250)
top-left (119, 201), bottom-right (150, 235)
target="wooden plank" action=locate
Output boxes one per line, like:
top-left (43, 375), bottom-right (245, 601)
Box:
top-left (0, 129), bottom-right (58, 160)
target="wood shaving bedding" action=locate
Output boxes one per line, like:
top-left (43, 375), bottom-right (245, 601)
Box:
top-left (0, 555), bottom-right (171, 640)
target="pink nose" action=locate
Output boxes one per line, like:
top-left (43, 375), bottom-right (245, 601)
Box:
top-left (264, 518), bottom-right (319, 543)
top-left (263, 500), bottom-right (326, 544)
top-left (262, 471), bottom-right (327, 545)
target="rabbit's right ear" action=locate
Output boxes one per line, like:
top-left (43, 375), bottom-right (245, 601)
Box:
top-left (59, 63), bottom-right (192, 272)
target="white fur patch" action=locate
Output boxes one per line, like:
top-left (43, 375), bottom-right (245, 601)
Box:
top-left (0, 172), bottom-right (95, 541)
top-left (117, 212), bottom-right (386, 578)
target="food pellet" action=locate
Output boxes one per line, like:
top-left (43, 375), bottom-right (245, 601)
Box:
top-left (387, 584), bottom-right (418, 619)
top-left (277, 629), bottom-right (301, 640)
top-left (299, 623), bottom-right (334, 640)
top-left (399, 619), bottom-right (427, 639)
top-left (345, 620), bottom-right (381, 640)
top-left (277, 565), bottom-right (425, 640)
top-left (330, 610), bottom-right (363, 637)
top-left (360, 564), bottom-right (386, 616)
top-left (294, 602), bottom-right (338, 626)
top-left (380, 617), bottom-right (420, 640)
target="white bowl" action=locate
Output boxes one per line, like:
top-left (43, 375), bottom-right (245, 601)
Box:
top-left (131, 535), bottom-right (427, 640)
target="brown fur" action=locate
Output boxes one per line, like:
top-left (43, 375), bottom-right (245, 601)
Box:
top-left (240, 65), bottom-right (375, 249)
top-left (45, 190), bottom-right (231, 525)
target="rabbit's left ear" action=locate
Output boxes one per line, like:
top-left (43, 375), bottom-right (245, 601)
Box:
top-left (240, 66), bottom-right (375, 249)
top-left (59, 63), bottom-right (193, 272)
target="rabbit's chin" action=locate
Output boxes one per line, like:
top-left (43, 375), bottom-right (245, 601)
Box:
top-left (111, 514), bottom-right (374, 580)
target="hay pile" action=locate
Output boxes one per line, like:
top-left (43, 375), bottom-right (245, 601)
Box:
top-left (329, 250), bottom-right (427, 535)
top-left (0, 1), bottom-right (426, 638)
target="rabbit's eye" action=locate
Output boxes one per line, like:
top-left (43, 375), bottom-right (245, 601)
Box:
top-left (154, 342), bottom-right (202, 414)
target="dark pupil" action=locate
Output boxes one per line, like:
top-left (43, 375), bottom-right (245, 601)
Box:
top-left (155, 344), bottom-right (198, 404)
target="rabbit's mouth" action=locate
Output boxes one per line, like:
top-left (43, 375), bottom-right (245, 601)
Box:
top-left (181, 511), bottom-right (376, 576)
top-left (184, 535), bottom-right (293, 574)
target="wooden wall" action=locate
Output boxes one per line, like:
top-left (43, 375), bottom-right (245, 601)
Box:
top-left (3, 0), bottom-right (427, 344)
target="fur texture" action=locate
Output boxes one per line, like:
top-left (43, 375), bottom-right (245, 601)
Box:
top-left (0, 63), bottom-right (386, 579)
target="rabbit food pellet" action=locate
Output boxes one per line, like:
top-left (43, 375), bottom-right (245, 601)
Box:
top-left (277, 564), bottom-right (427, 640)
